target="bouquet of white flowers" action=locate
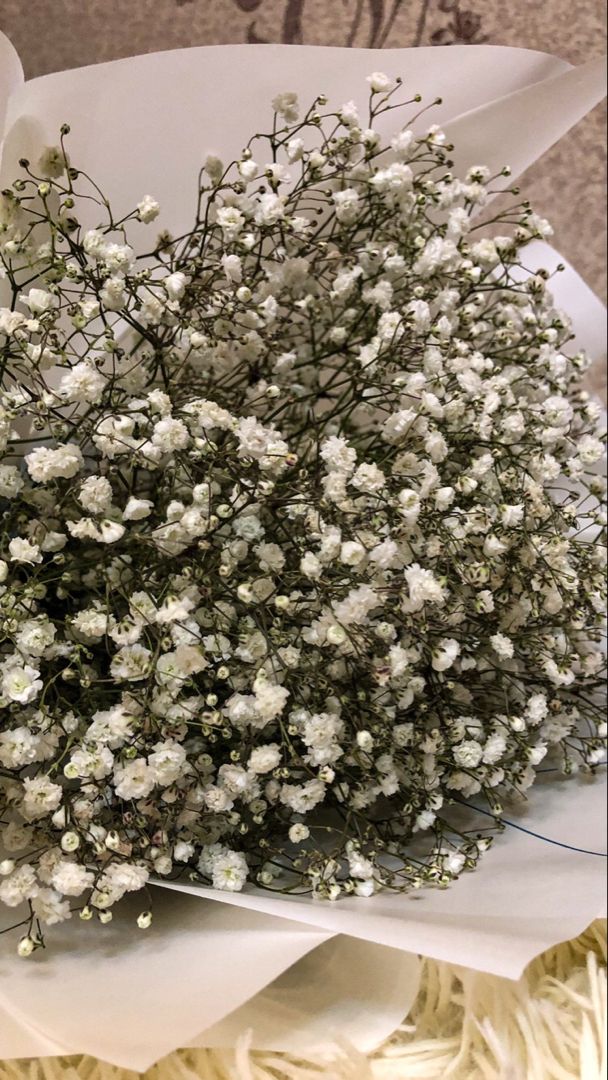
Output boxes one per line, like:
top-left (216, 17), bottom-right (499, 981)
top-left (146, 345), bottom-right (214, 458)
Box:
top-left (0, 33), bottom-right (605, 1071)
top-left (1, 69), bottom-right (605, 957)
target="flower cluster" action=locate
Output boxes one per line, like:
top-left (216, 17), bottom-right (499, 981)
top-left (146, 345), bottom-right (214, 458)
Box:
top-left (0, 75), bottom-right (605, 952)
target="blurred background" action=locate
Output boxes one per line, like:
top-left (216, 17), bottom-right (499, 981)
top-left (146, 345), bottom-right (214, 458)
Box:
top-left (1, 0), bottom-right (605, 392)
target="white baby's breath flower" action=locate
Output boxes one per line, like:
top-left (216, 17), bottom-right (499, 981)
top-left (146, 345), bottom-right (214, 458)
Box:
top-left (21, 777), bottom-right (63, 820)
top-left (0, 464), bottom-right (23, 498)
top-left (0, 865), bottom-right (39, 907)
top-left (0, 308), bottom-right (27, 335)
top-left (490, 633), bottom-right (515, 661)
top-left (8, 538), bottom-right (43, 564)
top-left (248, 744), bottom-right (281, 773)
top-left (453, 740), bottom-right (483, 769)
top-left (110, 644), bottom-right (152, 681)
top-left (432, 638), bottom-right (461, 672)
top-left (501, 504), bottom-right (525, 528)
top-left (123, 496), bottom-right (154, 520)
top-left (78, 475), bottom-right (113, 513)
top-left (403, 564), bottom-right (446, 612)
top-left (20, 288), bottom-right (57, 315)
top-left (152, 417), bottom-right (190, 452)
top-left (25, 444), bottom-right (83, 483)
top-left (51, 861), bottom-right (94, 897)
top-left (137, 195), bottom-right (160, 223)
top-left (2, 665), bottom-right (42, 704)
top-left (163, 272), bottom-right (188, 301)
top-left (272, 91), bottom-right (299, 122)
top-left (216, 205), bottom-right (245, 239)
top-left (113, 758), bottom-right (155, 800)
top-left (58, 363), bottom-right (106, 404)
top-left (366, 72), bottom-right (396, 94)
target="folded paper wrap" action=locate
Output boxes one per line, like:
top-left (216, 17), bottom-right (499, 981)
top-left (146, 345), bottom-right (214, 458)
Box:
top-left (0, 32), bottom-right (605, 1071)
top-left (0, 773), bottom-right (604, 1070)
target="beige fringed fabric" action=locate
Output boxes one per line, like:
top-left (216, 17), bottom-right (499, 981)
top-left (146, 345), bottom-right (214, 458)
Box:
top-left (1, 920), bottom-right (605, 1080)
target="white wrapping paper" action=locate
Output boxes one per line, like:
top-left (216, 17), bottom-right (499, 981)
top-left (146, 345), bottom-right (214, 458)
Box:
top-left (1, 40), bottom-right (606, 235)
top-left (0, 893), bottom-right (420, 1070)
top-left (161, 773), bottom-right (607, 978)
top-left (0, 894), bottom-right (333, 1067)
top-left (0, 33), bottom-right (605, 1069)
top-left (0, 33), bottom-right (22, 139)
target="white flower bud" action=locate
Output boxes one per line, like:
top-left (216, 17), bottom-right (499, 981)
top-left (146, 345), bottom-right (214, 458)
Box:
top-left (17, 936), bottom-right (36, 958)
top-left (60, 831), bottom-right (80, 853)
top-left (356, 731), bottom-right (374, 751)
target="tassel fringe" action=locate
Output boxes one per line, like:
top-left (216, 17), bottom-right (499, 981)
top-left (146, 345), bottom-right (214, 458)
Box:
top-left (1, 920), bottom-right (605, 1080)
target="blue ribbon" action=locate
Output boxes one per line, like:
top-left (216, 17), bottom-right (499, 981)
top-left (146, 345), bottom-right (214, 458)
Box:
top-left (455, 781), bottom-right (607, 858)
